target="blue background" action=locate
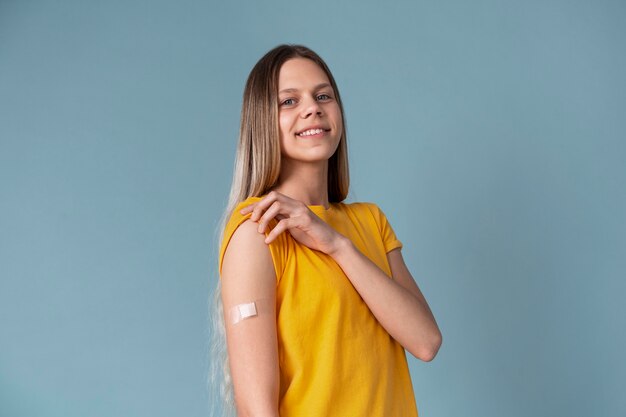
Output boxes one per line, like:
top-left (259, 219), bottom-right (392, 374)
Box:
top-left (1, 0), bottom-right (624, 416)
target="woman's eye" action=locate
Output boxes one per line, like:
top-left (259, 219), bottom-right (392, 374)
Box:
top-left (281, 98), bottom-right (296, 106)
top-left (317, 94), bottom-right (331, 101)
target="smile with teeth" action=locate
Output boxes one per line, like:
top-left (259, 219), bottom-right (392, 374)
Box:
top-left (297, 128), bottom-right (327, 137)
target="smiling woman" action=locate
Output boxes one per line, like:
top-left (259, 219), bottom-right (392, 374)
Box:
top-left (276, 58), bottom-right (343, 181)
top-left (210, 44), bottom-right (441, 417)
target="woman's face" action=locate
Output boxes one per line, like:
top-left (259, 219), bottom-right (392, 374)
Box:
top-left (277, 58), bottom-right (343, 164)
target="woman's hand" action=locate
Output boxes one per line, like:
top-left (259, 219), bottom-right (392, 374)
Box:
top-left (239, 191), bottom-right (346, 255)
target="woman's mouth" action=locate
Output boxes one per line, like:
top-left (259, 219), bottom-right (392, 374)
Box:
top-left (297, 128), bottom-right (328, 137)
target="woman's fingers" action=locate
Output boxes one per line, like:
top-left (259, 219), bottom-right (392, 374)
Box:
top-left (238, 193), bottom-right (339, 252)
top-left (240, 192), bottom-right (284, 220)
top-left (257, 201), bottom-right (282, 233)
top-left (238, 192), bottom-right (324, 246)
top-left (239, 204), bottom-right (254, 215)
top-left (264, 217), bottom-right (293, 244)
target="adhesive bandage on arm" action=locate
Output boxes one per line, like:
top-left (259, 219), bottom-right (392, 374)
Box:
top-left (229, 301), bottom-right (258, 325)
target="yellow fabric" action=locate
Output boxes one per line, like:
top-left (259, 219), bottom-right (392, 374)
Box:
top-left (219, 195), bottom-right (419, 417)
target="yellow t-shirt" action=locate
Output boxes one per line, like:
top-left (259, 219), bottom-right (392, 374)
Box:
top-left (219, 195), bottom-right (419, 417)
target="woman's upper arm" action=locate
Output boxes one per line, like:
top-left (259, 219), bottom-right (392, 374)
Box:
top-left (221, 218), bottom-right (279, 417)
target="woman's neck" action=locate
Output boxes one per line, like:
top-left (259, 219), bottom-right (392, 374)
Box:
top-left (270, 160), bottom-right (329, 207)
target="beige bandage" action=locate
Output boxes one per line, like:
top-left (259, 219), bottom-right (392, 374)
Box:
top-left (229, 301), bottom-right (258, 325)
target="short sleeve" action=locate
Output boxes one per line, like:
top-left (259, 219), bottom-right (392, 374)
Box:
top-left (367, 203), bottom-right (403, 253)
top-left (218, 197), bottom-right (288, 283)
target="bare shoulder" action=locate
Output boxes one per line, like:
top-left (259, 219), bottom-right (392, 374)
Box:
top-left (221, 218), bottom-right (276, 296)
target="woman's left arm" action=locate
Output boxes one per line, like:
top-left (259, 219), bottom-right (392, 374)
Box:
top-left (329, 239), bottom-right (442, 361)
top-left (241, 191), bottom-right (442, 361)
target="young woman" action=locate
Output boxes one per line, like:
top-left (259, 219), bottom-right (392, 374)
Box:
top-left (212, 44), bottom-right (441, 417)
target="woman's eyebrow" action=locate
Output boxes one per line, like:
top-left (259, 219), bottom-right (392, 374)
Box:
top-left (279, 83), bottom-right (331, 94)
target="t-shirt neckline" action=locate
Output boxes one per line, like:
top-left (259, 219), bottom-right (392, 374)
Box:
top-left (308, 203), bottom-right (332, 212)
top-left (255, 194), bottom-right (333, 212)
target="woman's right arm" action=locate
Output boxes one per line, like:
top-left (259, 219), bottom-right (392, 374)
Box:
top-left (221, 218), bottom-right (279, 417)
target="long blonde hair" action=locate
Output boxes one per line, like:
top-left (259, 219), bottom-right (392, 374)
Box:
top-left (207, 44), bottom-right (350, 416)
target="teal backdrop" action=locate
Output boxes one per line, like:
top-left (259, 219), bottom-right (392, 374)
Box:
top-left (1, 0), bottom-right (624, 416)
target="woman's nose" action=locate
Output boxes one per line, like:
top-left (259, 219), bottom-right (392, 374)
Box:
top-left (300, 96), bottom-right (323, 118)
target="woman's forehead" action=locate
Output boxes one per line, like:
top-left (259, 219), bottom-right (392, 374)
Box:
top-left (278, 58), bottom-right (330, 91)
